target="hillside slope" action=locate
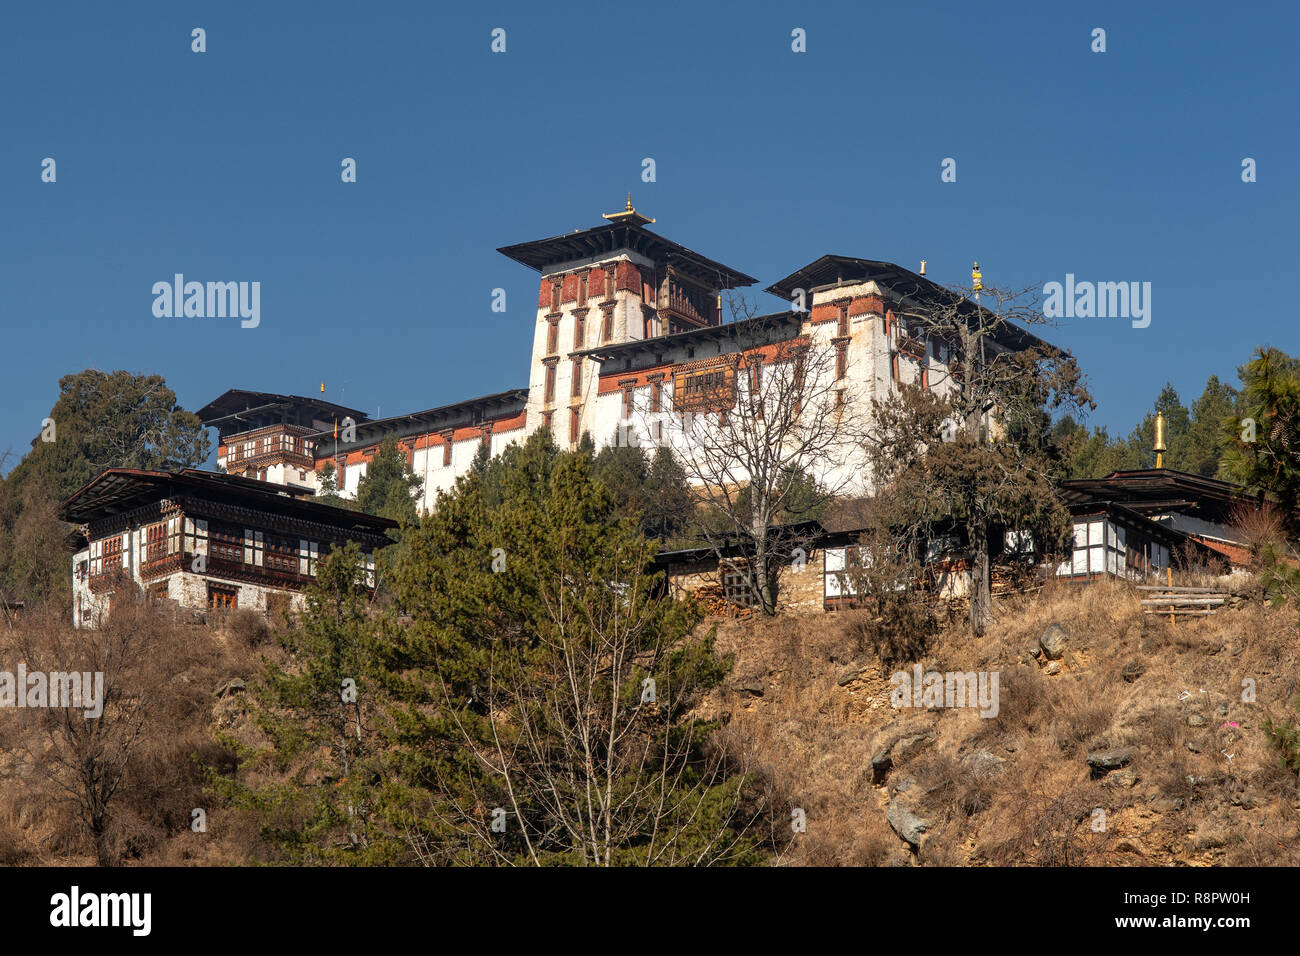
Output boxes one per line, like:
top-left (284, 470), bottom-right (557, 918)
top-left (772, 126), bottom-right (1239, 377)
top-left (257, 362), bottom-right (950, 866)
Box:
top-left (705, 577), bottom-right (1300, 865)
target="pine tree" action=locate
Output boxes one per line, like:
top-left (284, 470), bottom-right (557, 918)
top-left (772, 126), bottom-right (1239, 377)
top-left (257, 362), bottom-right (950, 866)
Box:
top-left (353, 435), bottom-right (420, 525)
top-left (374, 430), bottom-right (766, 865)
top-left (214, 542), bottom-right (398, 863)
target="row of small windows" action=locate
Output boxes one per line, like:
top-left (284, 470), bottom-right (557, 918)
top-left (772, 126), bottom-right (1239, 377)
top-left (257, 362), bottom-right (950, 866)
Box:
top-left (86, 520), bottom-right (330, 580)
top-left (550, 270), bottom-right (618, 312)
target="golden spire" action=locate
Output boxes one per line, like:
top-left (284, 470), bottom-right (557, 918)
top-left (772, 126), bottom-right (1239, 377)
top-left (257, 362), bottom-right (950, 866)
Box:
top-left (1154, 411), bottom-right (1166, 469)
top-left (602, 193), bottom-right (655, 224)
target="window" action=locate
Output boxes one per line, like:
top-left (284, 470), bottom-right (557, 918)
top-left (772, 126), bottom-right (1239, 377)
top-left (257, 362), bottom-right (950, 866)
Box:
top-left (244, 528), bottom-right (264, 566)
top-left (571, 358), bottom-right (582, 397)
top-left (141, 517), bottom-right (181, 567)
top-left (601, 308), bottom-right (613, 343)
top-left (182, 517), bottom-right (208, 563)
top-left (208, 523), bottom-right (243, 564)
top-left (890, 353), bottom-right (899, 382)
top-left (550, 282), bottom-right (561, 313)
top-left (298, 539), bottom-right (320, 577)
top-left (650, 380), bottom-right (662, 413)
top-left (920, 365), bottom-right (929, 391)
top-left (838, 304), bottom-right (849, 337)
top-left (569, 407), bottom-right (580, 445)
top-left (442, 433), bottom-right (453, 467)
top-left (605, 268), bottom-right (616, 299)
top-left (544, 364), bottom-right (556, 404)
top-left (264, 533), bottom-right (298, 575)
top-left (577, 273), bottom-right (588, 306)
top-left (574, 313), bottom-right (585, 349)
top-left (546, 320), bottom-right (558, 355)
top-left (622, 386), bottom-right (634, 420)
top-left (835, 343), bottom-right (847, 380)
top-left (541, 410), bottom-right (553, 432)
top-left (101, 534), bottom-right (125, 575)
top-left (207, 583), bottom-right (238, 610)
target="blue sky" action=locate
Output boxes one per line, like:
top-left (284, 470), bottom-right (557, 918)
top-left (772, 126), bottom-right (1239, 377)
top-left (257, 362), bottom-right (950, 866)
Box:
top-left (2, 0), bottom-right (1296, 472)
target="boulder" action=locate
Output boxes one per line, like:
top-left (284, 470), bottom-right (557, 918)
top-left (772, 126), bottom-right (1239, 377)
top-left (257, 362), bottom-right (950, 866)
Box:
top-left (736, 678), bottom-right (765, 697)
top-left (1086, 746), bottom-right (1134, 775)
top-left (837, 665), bottom-right (866, 687)
top-left (214, 677), bottom-right (247, 699)
top-left (887, 798), bottom-right (932, 849)
top-left (961, 748), bottom-right (1006, 779)
top-left (1040, 623), bottom-right (1069, 661)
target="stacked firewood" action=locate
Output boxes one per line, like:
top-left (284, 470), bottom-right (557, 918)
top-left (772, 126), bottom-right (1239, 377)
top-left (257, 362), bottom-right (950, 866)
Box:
top-left (692, 584), bottom-right (756, 619)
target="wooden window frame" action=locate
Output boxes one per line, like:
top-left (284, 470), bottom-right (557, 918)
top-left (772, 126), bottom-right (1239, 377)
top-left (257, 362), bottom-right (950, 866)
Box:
top-left (207, 583), bottom-right (238, 610)
top-left (544, 363), bottom-right (557, 404)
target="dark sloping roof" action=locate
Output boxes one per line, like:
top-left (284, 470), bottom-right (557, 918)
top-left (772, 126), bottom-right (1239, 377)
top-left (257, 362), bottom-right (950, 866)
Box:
top-left (60, 468), bottom-right (397, 535)
top-left (498, 220), bottom-right (756, 289)
top-left (652, 520), bottom-right (831, 567)
top-left (766, 255), bottom-right (1050, 353)
top-left (303, 389), bottom-right (529, 447)
top-left (1059, 468), bottom-right (1260, 525)
top-left (197, 389), bottom-right (369, 428)
top-left (574, 312), bottom-right (804, 370)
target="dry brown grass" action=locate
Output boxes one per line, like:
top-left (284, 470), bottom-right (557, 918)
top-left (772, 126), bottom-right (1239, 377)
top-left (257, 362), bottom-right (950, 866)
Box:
top-left (0, 594), bottom-right (276, 865)
top-left (701, 572), bottom-right (1300, 866)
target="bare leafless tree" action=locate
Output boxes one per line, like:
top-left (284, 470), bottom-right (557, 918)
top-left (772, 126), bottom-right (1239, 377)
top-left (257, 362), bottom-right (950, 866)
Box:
top-left (637, 299), bottom-right (867, 615)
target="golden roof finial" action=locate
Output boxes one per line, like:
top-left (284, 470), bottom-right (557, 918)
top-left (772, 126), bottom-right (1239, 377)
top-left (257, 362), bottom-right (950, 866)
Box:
top-left (602, 194), bottom-right (655, 224)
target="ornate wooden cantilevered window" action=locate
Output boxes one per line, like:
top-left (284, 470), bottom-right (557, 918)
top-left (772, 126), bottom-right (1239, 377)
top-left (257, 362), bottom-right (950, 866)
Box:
top-left (207, 583), bottom-right (238, 610)
top-left (208, 523), bottom-right (243, 565)
top-left (263, 533), bottom-right (299, 575)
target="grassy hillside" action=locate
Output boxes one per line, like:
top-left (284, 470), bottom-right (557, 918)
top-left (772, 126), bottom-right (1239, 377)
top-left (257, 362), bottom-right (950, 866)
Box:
top-left (1, 575), bottom-right (1297, 866)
